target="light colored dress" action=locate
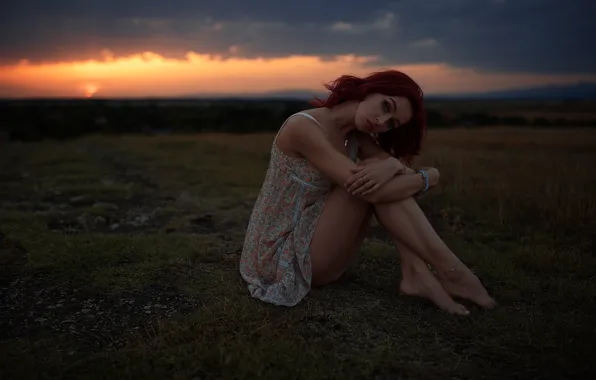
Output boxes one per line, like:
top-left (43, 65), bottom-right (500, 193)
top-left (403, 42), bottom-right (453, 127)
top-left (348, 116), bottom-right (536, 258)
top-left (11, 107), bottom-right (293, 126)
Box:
top-left (239, 112), bottom-right (359, 306)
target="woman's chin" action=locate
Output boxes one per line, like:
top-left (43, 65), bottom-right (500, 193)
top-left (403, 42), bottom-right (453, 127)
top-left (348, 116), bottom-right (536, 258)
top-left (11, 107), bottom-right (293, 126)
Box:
top-left (355, 125), bottom-right (370, 134)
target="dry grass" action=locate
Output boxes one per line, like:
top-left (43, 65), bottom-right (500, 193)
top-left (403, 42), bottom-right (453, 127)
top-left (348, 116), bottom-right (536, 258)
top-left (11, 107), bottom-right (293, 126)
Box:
top-left (1, 127), bottom-right (595, 379)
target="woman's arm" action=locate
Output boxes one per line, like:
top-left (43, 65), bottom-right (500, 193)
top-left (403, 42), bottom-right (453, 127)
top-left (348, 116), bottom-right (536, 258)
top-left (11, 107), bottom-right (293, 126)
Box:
top-left (349, 132), bottom-right (439, 203)
top-left (283, 118), bottom-right (366, 186)
top-left (355, 132), bottom-right (416, 174)
top-left (284, 119), bottom-right (428, 203)
top-left (360, 172), bottom-right (429, 203)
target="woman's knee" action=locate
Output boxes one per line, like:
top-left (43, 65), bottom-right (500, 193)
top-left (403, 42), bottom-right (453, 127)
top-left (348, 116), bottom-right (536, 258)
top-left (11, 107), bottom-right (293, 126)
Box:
top-left (373, 196), bottom-right (417, 211)
top-left (333, 185), bottom-right (372, 209)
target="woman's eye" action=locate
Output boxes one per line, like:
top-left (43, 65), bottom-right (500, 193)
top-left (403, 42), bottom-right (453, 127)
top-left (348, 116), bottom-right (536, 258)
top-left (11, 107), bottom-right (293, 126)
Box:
top-left (383, 101), bottom-right (390, 112)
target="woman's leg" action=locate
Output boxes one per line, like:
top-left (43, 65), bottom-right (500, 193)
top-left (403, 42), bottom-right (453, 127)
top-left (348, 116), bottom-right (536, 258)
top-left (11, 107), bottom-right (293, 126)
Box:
top-left (310, 186), bottom-right (372, 286)
top-left (394, 239), bottom-right (470, 315)
top-left (310, 186), bottom-right (469, 315)
top-left (374, 197), bottom-right (496, 309)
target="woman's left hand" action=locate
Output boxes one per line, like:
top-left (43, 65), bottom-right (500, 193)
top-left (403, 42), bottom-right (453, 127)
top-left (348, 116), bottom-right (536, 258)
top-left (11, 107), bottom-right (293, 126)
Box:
top-left (345, 157), bottom-right (405, 195)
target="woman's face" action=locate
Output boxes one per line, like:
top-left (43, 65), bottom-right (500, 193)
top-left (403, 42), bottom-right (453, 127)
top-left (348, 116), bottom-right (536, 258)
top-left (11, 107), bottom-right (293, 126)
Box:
top-left (354, 93), bottom-right (413, 134)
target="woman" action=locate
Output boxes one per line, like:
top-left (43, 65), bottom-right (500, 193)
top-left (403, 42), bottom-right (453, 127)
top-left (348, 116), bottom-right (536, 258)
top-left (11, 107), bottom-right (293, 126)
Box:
top-left (239, 70), bottom-right (495, 315)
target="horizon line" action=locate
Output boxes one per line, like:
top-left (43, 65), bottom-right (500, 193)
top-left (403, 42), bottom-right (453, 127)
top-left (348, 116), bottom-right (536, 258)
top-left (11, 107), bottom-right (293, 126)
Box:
top-left (3, 81), bottom-right (596, 101)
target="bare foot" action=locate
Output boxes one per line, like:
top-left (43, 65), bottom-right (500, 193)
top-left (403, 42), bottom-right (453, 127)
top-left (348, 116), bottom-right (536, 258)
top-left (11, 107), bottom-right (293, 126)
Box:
top-left (438, 264), bottom-right (497, 309)
top-left (400, 273), bottom-right (470, 316)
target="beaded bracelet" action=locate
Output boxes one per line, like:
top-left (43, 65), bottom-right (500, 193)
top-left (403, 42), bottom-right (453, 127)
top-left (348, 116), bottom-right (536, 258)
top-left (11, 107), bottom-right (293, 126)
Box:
top-left (416, 169), bottom-right (430, 197)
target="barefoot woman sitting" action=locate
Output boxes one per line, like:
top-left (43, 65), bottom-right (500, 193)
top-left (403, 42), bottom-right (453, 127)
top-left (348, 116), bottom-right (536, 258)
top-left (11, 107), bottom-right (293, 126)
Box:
top-left (239, 70), bottom-right (496, 315)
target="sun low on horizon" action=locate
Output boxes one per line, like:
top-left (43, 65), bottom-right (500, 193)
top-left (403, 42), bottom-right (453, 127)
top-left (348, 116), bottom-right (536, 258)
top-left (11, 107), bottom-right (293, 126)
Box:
top-left (83, 84), bottom-right (99, 98)
top-left (1, 50), bottom-right (595, 99)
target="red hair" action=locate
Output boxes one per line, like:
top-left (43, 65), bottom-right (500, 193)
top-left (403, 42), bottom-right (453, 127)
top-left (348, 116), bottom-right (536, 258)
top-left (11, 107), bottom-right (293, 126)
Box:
top-left (310, 70), bottom-right (426, 165)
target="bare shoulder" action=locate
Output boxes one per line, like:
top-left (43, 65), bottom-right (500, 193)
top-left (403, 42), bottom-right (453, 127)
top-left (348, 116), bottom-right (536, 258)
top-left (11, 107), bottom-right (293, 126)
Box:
top-left (276, 113), bottom-right (326, 157)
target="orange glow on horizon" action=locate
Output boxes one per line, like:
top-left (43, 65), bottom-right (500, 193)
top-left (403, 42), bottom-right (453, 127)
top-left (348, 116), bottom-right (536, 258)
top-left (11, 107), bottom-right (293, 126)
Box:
top-left (84, 84), bottom-right (99, 98)
top-left (1, 51), bottom-right (595, 98)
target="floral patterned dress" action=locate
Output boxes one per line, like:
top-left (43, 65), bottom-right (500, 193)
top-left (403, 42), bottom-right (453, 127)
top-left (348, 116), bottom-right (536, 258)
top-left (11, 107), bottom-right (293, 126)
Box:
top-left (239, 112), bottom-right (358, 306)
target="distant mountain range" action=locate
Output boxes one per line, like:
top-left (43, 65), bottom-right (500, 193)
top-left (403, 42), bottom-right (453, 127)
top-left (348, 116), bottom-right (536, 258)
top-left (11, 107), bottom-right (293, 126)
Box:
top-left (180, 89), bottom-right (326, 100)
top-left (447, 82), bottom-right (596, 100)
top-left (181, 82), bottom-right (596, 101)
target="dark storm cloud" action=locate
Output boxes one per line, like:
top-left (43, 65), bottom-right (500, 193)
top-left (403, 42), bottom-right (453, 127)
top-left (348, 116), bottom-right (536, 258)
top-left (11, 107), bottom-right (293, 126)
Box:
top-left (0, 0), bottom-right (594, 74)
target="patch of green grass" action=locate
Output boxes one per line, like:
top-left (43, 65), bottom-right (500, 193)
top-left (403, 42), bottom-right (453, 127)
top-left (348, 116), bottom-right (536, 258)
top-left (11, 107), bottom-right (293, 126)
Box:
top-left (1, 128), bottom-right (595, 379)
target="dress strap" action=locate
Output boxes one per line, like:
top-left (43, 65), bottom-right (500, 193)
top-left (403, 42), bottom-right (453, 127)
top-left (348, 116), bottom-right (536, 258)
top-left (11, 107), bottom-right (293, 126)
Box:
top-left (280, 112), bottom-right (358, 162)
top-left (296, 112), bottom-right (359, 163)
top-left (294, 112), bottom-right (323, 129)
top-left (273, 112), bottom-right (324, 144)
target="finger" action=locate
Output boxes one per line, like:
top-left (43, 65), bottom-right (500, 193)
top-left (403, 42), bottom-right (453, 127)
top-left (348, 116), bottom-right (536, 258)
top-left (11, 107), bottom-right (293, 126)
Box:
top-left (349, 178), bottom-right (366, 193)
top-left (350, 166), bottom-right (364, 173)
top-left (346, 175), bottom-right (360, 191)
top-left (353, 179), bottom-right (375, 194)
top-left (345, 173), bottom-right (363, 187)
top-left (362, 183), bottom-right (380, 195)
top-left (347, 181), bottom-right (359, 193)
top-left (347, 175), bottom-right (368, 192)
top-left (347, 169), bottom-right (367, 181)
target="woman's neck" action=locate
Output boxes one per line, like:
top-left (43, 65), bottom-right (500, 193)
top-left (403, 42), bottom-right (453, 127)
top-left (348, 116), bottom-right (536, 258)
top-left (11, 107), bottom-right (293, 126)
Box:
top-left (315, 101), bottom-right (359, 138)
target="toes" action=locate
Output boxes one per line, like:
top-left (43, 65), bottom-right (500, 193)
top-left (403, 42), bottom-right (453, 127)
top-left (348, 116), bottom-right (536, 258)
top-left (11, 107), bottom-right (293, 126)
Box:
top-left (442, 303), bottom-right (469, 316)
top-left (453, 304), bottom-right (470, 316)
top-left (482, 297), bottom-right (497, 309)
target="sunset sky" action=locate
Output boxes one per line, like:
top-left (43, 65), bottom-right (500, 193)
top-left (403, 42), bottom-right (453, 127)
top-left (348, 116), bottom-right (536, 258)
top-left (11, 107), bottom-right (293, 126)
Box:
top-left (1, 0), bottom-right (594, 98)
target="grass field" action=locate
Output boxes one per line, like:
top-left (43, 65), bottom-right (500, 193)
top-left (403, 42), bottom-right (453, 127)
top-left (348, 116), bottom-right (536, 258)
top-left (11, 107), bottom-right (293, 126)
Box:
top-left (1, 127), bottom-right (595, 379)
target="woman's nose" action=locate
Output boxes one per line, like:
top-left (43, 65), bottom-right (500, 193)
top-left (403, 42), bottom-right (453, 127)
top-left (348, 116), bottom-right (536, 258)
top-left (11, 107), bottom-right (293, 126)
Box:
top-left (376, 115), bottom-right (392, 126)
